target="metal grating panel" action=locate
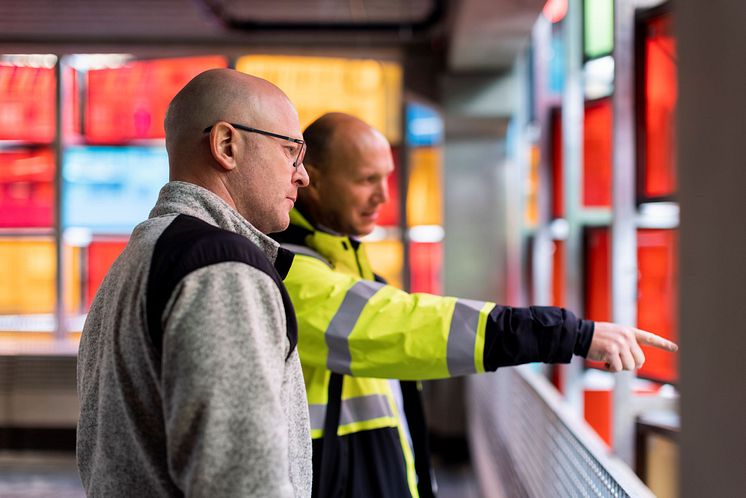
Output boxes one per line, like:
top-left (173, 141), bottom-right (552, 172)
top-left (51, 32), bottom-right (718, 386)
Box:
top-left (467, 366), bottom-right (655, 498)
top-left (0, 357), bottom-right (77, 392)
top-left (0, 356), bottom-right (79, 427)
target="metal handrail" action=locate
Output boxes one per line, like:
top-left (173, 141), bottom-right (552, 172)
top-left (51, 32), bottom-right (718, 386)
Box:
top-left (467, 366), bottom-right (655, 498)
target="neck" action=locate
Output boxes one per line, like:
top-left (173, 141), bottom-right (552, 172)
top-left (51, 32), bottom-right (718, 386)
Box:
top-left (170, 169), bottom-right (239, 213)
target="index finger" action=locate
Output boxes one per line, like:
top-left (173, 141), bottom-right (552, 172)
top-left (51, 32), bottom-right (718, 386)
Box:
top-left (634, 329), bottom-right (679, 352)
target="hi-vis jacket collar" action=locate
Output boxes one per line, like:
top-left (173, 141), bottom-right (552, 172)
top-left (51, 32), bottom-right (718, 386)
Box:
top-left (281, 208), bottom-right (374, 280)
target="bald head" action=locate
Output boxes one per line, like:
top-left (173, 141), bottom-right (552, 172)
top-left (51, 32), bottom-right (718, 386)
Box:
top-left (303, 112), bottom-right (389, 174)
top-left (162, 68), bottom-right (309, 233)
top-left (299, 112), bottom-right (394, 236)
top-left (164, 68), bottom-right (295, 175)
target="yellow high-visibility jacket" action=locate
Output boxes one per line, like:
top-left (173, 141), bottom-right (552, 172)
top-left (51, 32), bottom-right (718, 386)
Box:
top-left (273, 208), bottom-right (595, 498)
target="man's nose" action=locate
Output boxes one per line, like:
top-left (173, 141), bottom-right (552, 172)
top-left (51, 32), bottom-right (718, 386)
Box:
top-left (374, 178), bottom-right (389, 204)
top-left (294, 163), bottom-right (310, 187)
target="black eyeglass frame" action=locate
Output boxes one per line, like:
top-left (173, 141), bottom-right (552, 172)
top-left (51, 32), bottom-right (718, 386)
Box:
top-left (204, 122), bottom-right (306, 168)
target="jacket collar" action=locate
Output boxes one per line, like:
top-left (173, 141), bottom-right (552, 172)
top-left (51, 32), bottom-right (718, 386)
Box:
top-left (289, 207), bottom-right (360, 247)
top-left (149, 181), bottom-right (280, 262)
top-left (282, 208), bottom-right (374, 279)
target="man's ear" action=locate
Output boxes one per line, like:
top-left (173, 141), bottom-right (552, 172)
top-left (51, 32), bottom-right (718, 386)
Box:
top-left (209, 122), bottom-right (238, 172)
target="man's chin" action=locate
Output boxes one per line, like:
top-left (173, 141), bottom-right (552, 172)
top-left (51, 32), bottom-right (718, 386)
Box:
top-left (353, 222), bottom-right (376, 238)
top-left (265, 216), bottom-right (290, 234)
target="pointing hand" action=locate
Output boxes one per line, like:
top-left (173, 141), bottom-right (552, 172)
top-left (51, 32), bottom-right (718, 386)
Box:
top-left (586, 322), bottom-right (678, 372)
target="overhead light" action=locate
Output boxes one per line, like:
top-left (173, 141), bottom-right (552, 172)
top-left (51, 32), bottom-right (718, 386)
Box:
top-left (409, 225), bottom-right (444, 243)
top-left (362, 226), bottom-right (401, 242)
top-left (64, 227), bottom-right (93, 247)
top-left (550, 218), bottom-right (570, 240)
top-left (66, 54), bottom-right (133, 71)
top-left (637, 202), bottom-right (679, 229)
top-left (0, 54), bottom-right (57, 68)
top-left (584, 55), bottom-right (615, 99)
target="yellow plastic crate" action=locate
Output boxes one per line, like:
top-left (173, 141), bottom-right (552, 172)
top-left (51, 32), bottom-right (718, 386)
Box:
top-left (407, 147), bottom-right (443, 227)
top-left (236, 55), bottom-right (402, 144)
top-left (364, 239), bottom-right (403, 290)
top-left (0, 239), bottom-right (80, 314)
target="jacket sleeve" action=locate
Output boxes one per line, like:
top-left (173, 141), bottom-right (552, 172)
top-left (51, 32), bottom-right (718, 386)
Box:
top-left (286, 254), bottom-right (594, 381)
top-left (160, 263), bottom-right (295, 498)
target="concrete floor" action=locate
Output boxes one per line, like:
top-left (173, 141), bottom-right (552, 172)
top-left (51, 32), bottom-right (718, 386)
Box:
top-left (0, 452), bottom-right (84, 498)
top-left (0, 451), bottom-right (480, 498)
top-left (433, 461), bottom-right (481, 498)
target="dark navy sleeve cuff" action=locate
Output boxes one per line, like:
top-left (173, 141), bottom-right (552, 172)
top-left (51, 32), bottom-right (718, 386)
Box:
top-left (574, 319), bottom-right (595, 357)
top-left (482, 305), bottom-right (595, 370)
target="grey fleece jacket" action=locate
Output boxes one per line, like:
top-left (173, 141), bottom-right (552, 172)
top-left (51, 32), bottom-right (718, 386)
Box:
top-left (76, 181), bottom-right (312, 497)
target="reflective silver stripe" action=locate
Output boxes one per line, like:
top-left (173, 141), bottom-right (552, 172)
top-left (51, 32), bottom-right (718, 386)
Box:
top-left (308, 394), bottom-right (394, 432)
top-left (308, 404), bottom-right (326, 431)
top-left (325, 280), bottom-right (384, 374)
top-left (446, 298), bottom-right (485, 376)
top-left (280, 243), bottom-right (332, 267)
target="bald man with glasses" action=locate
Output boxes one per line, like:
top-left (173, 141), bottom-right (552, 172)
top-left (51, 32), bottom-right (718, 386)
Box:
top-left (77, 69), bottom-right (312, 497)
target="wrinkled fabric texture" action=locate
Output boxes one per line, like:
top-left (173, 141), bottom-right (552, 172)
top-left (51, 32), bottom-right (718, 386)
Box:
top-left (76, 181), bottom-right (312, 497)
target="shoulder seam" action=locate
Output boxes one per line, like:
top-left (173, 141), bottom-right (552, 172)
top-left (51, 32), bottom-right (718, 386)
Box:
top-left (280, 243), bottom-right (332, 268)
top-left (146, 214), bottom-right (297, 359)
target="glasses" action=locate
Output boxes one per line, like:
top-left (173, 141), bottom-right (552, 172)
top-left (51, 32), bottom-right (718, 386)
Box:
top-left (204, 123), bottom-right (306, 168)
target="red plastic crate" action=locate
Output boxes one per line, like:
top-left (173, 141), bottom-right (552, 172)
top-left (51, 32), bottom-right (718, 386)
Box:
top-left (551, 239), bottom-right (566, 308)
top-left (550, 108), bottom-right (564, 218)
top-left (584, 376), bottom-right (660, 448)
top-left (581, 228), bottom-right (679, 382)
top-left (0, 65), bottom-right (55, 142)
top-left (583, 227), bottom-right (612, 369)
top-left (0, 65), bottom-right (81, 142)
top-left (377, 147), bottom-right (400, 227)
top-left (585, 227), bottom-right (611, 323)
top-left (583, 98), bottom-right (613, 208)
top-left (0, 148), bottom-right (55, 227)
top-left (85, 56), bottom-right (228, 143)
top-left (643, 13), bottom-right (677, 198)
top-left (585, 388), bottom-right (613, 446)
top-left (409, 241), bottom-right (443, 295)
top-left (637, 229), bottom-right (678, 382)
top-left (86, 239), bottom-right (128, 307)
